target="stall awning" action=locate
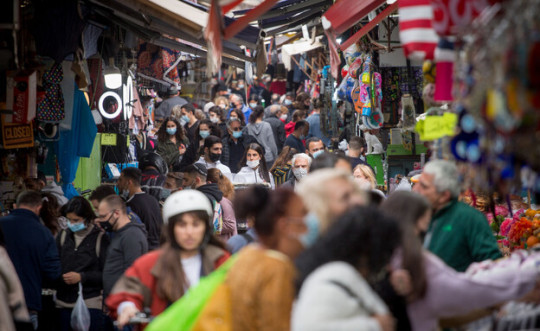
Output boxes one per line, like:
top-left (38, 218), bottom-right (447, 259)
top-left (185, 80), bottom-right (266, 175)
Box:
top-left (281, 36), bottom-right (324, 71)
top-left (89, 0), bottom-right (252, 68)
top-left (321, 0), bottom-right (385, 35)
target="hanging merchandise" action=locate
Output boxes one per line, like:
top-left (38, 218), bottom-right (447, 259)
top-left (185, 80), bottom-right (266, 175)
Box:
top-left (37, 63), bottom-right (65, 123)
top-left (433, 39), bottom-right (455, 102)
top-left (398, 0), bottom-right (439, 61)
top-left (7, 71), bottom-right (37, 124)
top-left (401, 94), bottom-right (416, 131)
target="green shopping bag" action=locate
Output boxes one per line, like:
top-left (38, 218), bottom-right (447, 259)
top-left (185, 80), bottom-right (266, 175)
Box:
top-left (146, 255), bottom-right (238, 331)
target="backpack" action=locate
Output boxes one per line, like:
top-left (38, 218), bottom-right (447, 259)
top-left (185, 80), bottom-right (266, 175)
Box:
top-left (146, 256), bottom-right (238, 331)
top-left (60, 229), bottom-right (104, 258)
top-left (212, 200), bottom-right (224, 235)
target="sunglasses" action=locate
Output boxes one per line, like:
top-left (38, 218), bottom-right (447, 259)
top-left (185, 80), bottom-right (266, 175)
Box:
top-left (231, 127), bottom-right (242, 131)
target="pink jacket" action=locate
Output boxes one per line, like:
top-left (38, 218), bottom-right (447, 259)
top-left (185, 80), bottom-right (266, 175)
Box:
top-left (408, 251), bottom-right (540, 330)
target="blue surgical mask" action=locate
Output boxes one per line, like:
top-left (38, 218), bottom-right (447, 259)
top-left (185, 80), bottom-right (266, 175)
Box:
top-left (232, 131), bottom-right (243, 139)
top-left (300, 213), bottom-right (319, 248)
top-left (199, 130), bottom-right (210, 139)
top-left (181, 115), bottom-right (190, 123)
top-left (249, 103), bottom-right (257, 109)
top-left (160, 188), bottom-right (171, 201)
top-left (166, 127), bottom-right (177, 135)
top-left (284, 99), bottom-right (292, 106)
top-left (68, 221), bottom-right (87, 233)
top-left (312, 150), bottom-right (324, 158)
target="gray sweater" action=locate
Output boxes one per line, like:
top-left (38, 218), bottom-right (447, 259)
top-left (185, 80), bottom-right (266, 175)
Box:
top-left (102, 222), bottom-right (148, 298)
top-left (245, 122), bottom-right (278, 163)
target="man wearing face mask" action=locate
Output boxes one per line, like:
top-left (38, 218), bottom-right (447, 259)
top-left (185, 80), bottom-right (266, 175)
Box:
top-left (229, 94), bottom-right (251, 123)
top-left (264, 104), bottom-right (286, 153)
top-left (180, 103), bottom-right (199, 143)
top-left (97, 195), bottom-right (147, 300)
top-left (306, 99), bottom-right (331, 147)
top-left (194, 135), bottom-right (232, 175)
top-left (221, 118), bottom-right (259, 173)
top-left (282, 153), bottom-right (311, 190)
top-left (284, 120), bottom-right (309, 153)
top-left (305, 137), bottom-right (325, 159)
top-left (117, 168), bottom-right (163, 250)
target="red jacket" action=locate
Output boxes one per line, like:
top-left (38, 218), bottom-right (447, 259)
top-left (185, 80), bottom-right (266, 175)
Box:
top-left (106, 245), bottom-right (230, 319)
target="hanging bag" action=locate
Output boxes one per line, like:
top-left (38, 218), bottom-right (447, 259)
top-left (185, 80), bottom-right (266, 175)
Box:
top-left (71, 283), bottom-right (91, 331)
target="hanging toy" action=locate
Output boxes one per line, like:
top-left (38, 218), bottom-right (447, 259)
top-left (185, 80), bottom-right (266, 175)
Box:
top-left (367, 72), bottom-right (384, 129)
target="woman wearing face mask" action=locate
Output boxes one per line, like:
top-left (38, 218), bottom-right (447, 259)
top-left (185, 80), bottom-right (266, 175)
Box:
top-left (245, 106), bottom-right (278, 167)
top-left (208, 106), bottom-right (228, 137)
top-left (106, 190), bottom-right (230, 328)
top-left (247, 94), bottom-right (260, 111)
top-left (156, 117), bottom-right (189, 171)
top-left (213, 96), bottom-right (230, 112)
top-left (233, 143), bottom-right (275, 188)
top-left (224, 186), bottom-right (309, 330)
top-left (228, 108), bottom-right (246, 126)
top-left (292, 206), bottom-right (401, 331)
top-left (56, 197), bottom-right (110, 331)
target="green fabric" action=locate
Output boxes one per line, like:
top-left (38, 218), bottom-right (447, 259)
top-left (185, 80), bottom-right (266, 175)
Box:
top-left (426, 199), bottom-right (502, 272)
top-left (146, 255), bottom-right (238, 331)
top-left (156, 137), bottom-right (189, 169)
top-left (73, 133), bottom-right (102, 192)
top-left (366, 154), bottom-right (384, 186)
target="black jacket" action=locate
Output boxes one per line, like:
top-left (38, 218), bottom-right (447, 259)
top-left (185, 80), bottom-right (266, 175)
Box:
top-left (56, 225), bottom-right (110, 303)
top-left (264, 115), bottom-right (286, 152)
top-left (141, 168), bottom-right (167, 202)
top-left (221, 133), bottom-right (260, 173)
top-left (127, 193), bottom-right (163, 250)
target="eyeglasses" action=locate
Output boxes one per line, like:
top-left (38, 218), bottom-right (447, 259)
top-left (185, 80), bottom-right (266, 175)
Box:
top-left (96, 209), bottom-right (116, 220)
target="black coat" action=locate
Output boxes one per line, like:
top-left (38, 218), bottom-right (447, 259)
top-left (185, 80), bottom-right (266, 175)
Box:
top-left (221, 133), bottom-right (260, 173)
top-left (56, 226), bottom-right (110, 303)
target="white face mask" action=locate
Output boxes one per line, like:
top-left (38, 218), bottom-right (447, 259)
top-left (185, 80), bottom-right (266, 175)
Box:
top-left (280, 114), bottom-right (288, 120)
top-left (292, 167), bottom-right (308, 180)
top-left (210, 116), bottom-right (219, 123)
top-left (354, 178), bottom-right (372, 190)
top-left (246, 159), bottom-right (260, 169)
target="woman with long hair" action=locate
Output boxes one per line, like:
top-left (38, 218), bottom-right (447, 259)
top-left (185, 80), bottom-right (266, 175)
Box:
top-left (40, 192), bottom-right (63, 236)
top-left (353, 164), bottom-right (377, 190)
top-left (208, 105), bottom-right (228, 137)
top-left (233, 143), bottom-right (274, 188)
top-left (106, 190), bottom-right (230, 328)
top-left (381, 191), bottom-right (540, 331)
top-left (224, 186), bottom-right (308, 330)
top-left (270, 146), bottom-right (297, 186)
top-left (292, 206), bottom-right (400, 331)
top-left (245, 106), bottom-right (278, 167)
top-left (228, 108), bottom-right (246, 126)
top-left (207, 168), bottom-right (237, 241)
top-left (156, 117), bottom-right (189, 170)
top-left (285, 110), bottom-right (306, 137)
top-left (56, 197), bottom-right (110, 331)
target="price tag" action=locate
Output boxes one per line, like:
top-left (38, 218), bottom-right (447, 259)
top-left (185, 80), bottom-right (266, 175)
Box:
top-left (101, 133), bottom-right (117, 146)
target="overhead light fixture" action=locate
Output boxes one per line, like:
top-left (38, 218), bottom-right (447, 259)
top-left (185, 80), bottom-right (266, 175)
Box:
top-left (337, 38), bottom-right (342, 44)
top-left (104, 58), bottom-right (122, 90)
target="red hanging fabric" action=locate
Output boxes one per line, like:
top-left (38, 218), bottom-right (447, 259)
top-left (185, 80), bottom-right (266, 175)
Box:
top-left (398, 0), bottom-right (439, 60)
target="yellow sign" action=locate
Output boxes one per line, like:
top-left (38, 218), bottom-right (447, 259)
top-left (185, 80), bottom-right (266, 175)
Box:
top-left (1, 121), bottom-right (34, 149)
top-left (416, 112), bottom-right (457, 141)
top-left (101, 133), bottom-right (117, 146)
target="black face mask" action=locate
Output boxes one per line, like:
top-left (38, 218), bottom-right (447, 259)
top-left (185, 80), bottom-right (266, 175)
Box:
top-left (209, 152), bottom-right (221, 163)
top-left (99, 212), bottom-right (118, 232)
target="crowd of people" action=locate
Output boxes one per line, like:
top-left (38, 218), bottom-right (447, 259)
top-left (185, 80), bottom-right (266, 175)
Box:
top-left (2, 82), bottom-right (540, 331)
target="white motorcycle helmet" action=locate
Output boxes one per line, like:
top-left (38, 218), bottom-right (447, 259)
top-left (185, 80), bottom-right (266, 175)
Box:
top-left (162, 190), bottom-right (213, 224)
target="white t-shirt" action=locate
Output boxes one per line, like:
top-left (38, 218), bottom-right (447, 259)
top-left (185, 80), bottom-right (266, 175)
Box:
top-left (181, 253), bottom-right (202, 289)
top-left (195, 157), bottom-right (232, 176)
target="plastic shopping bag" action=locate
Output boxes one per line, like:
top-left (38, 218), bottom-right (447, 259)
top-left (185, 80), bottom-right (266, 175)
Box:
top-left (71, 283), bottom-right (90, 331)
